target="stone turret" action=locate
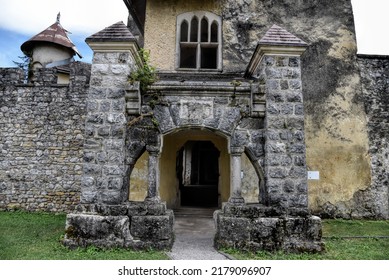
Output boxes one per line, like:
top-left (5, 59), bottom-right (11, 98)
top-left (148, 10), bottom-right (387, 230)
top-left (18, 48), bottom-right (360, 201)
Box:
top-left (21, 13), bottom-right (82, 71)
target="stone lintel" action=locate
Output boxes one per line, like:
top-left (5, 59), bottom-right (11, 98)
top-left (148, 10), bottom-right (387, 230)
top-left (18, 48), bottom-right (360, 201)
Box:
top-left (150, 80), bottom-right (252, 97)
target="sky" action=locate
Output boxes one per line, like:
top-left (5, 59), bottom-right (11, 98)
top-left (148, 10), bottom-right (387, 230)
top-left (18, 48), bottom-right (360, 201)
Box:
top-left (0, 0), bottom-right (388, 67)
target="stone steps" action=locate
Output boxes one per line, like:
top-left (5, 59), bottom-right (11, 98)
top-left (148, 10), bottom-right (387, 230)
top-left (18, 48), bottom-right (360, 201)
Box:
top-left (173, 207), bottom-right (218, 218)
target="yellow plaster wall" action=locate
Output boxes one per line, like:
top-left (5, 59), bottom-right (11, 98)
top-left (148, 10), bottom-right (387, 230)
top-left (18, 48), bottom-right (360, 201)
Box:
top-left (306, 73), bottom-right (371, 212)
top-left (144, 0), bottom-right (221, 71)
top-left (241, 153), bottom-right (260, 203)
top-left (129, 151), bottom-right (148, 201)
top-left (57, 73), bottom-right (70, 84)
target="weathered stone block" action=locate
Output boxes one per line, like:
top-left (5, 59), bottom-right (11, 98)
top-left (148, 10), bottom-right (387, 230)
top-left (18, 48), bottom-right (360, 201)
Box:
top-left (130, 214), bottom-right (174, 241)
top-left (214, 210), bottom-right (324, 253)
top-left (107, 88), bottom-right (126, 99)
top-left (153, 105), bottom-right (176, 132)
top-left (250, 218), bottom-right (283, 251)
top-left (231, 130), bottom-right (250, 147)
top-left (99, 190), bottom-right (123, 204)
top-left (107, 113), bottom-right (126, 124)
top-left (218, 107), bottom-right (241, 133)
top-left (63, 214), bottom-right (131, 248)
top-left (214, 215), bottom-right (250, 243)
top-left (83, 164), bottom-right (102, 176)
top-left (86, 113), bottom-right (105, 124)
top-left (94, 204), bottom-right (129, 216)
top-left (222, 204), bottom-right (271, 218)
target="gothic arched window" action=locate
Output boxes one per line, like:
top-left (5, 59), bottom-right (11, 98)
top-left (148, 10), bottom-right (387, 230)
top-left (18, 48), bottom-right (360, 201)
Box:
top-left (176, 12), bottom-right (222, 70)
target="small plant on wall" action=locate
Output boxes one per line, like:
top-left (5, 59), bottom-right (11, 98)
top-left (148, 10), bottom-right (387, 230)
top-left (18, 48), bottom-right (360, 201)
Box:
top-left (128, 49), bottom-right (160, 130)
top-left (129, 49), bottom-right (158, 94)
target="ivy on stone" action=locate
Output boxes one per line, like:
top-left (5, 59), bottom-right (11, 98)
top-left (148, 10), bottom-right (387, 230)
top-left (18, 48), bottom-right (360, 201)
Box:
top-left (129, 49), bottom-right (158, 94)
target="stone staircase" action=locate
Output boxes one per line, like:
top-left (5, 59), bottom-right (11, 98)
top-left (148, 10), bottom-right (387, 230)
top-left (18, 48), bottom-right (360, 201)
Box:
top-left (173, 207), bottom-right (218, 218)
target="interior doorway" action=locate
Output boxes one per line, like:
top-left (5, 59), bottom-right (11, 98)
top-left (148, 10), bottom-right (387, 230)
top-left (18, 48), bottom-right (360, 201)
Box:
top-left (177, 141), bottom-right (220, 207)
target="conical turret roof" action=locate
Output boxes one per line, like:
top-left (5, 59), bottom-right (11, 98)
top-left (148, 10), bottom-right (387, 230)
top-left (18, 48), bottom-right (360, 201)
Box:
top-left (21, 13), bottom-right (82, 58)
top-left (86, 21), bottom-right (136, 42)
top-left (258, 24), bottom-right (307, 47)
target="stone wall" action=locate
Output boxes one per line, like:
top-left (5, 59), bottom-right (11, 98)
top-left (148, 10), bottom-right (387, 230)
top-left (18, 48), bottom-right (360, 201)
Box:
top-left (0, 68), bottom-right (25, 85)
top-left (0, 62), bottom-right (90, 212)
top-left (356, 56), bottom-right (389, 219)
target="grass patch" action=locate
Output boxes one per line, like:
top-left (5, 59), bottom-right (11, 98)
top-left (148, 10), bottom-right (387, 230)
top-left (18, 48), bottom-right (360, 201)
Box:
top-left (223, 219), bottom-right (389, 260)
top-left (2, 212), bottom-right (388, 260)
top-left (0, 211), bottom-right (169, 260)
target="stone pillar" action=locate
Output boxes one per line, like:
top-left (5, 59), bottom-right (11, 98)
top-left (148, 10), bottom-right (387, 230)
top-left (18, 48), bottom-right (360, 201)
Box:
top-left (145, 146), bottom-right (161, 203)
top-left (261, 53), bottom-right (308, 210)
top-left (64, 22), bottom-right (174, 251)
top-left (215, 25), bottom-right (323, 253)
top-left (228, 147), bottom-right (245, 204)
top-left (247, 28), bottom-right (309, 211)
top-left (80, 23), bottom-right (141, 206)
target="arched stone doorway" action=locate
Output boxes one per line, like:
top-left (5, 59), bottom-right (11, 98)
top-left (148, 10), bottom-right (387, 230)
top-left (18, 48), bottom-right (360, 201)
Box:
top-left (159, 129), bottom-right (230, 209)
top-left (127, 128), bottom-right (263, 208)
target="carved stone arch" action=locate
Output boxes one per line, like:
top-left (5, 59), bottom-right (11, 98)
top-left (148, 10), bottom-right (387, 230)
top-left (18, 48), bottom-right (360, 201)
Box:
top-left (127, 141), bottom-right (146, 166)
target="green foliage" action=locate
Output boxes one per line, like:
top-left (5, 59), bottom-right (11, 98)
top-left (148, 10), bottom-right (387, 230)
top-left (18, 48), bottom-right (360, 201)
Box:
top-left (230, 80), bottom-right (242, 88)
top-left (0, 211), bottom-right (168, 260)
top-left (129, 49), bottom-right (158, 94)
top-left (12, 55), bottom-right (31, 82)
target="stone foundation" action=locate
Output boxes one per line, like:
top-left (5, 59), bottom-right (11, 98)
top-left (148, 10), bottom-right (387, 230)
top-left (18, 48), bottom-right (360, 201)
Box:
top-left (214, 203), bottom-right (324, 253)
top-left (63, 202), bottom-right (174, 250)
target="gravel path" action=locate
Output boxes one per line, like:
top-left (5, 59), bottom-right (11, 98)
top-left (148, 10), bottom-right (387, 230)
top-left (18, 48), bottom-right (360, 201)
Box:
top-left (167, 216), bottom-right (229, 260)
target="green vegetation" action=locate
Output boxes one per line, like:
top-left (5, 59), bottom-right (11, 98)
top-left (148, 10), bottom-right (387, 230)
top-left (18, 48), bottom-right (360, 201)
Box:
top-left (1, 211), bottom-right (388, 260)
top-left (0, 211), bottom-right (168, 260)
top-left (129, 49), bottom-right (158, 94)
top-left (224, 219), bottom-right (389, 260)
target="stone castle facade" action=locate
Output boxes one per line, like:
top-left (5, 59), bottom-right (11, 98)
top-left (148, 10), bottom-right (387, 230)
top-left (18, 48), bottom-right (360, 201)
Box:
top-left (1, 0), bottom-right (388, 251)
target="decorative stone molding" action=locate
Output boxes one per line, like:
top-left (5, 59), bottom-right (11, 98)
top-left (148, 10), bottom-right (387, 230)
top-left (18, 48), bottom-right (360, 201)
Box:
top-left (125, 82), bottom-right (141, 115)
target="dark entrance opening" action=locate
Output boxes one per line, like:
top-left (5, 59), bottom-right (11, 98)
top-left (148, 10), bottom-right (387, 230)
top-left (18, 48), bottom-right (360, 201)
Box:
top-left (177, 141), bottom-right (220, 207)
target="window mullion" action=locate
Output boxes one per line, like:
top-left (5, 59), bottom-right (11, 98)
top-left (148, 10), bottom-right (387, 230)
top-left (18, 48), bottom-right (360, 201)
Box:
top-left (196, 44), bottom-right (201, 70)
top-left (197, 20), bottom-right (201, 69)
top-left (208, 21), bottom-right (211, 43)
top-left (177, 12), bottom-right (221, 71)
top-left (188, 20), bottom-right (191, 43)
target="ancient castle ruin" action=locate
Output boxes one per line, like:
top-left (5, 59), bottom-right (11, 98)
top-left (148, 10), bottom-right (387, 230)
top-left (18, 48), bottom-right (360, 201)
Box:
top-left (1, 0), bottom-right (388, 252)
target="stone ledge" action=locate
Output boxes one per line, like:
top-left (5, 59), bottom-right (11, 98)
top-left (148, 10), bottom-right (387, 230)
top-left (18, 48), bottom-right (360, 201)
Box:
top-left (74, 201), bottom-right (168, 216)
top-left (221, 203), bottom-right (309, 218)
